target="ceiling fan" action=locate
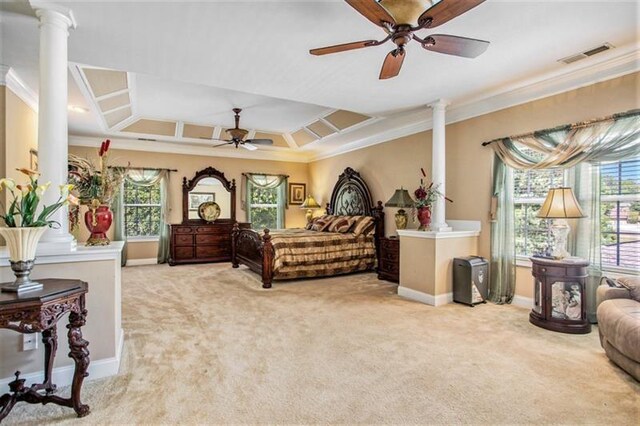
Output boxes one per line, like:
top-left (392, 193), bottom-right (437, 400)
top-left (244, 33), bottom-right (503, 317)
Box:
top-left (310, 0), bottom-right (490, 79)
top-left (208, 108), bottom-right (273, 151)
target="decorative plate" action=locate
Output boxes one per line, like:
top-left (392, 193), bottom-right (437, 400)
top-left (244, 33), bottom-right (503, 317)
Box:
top-left (198, 201), bottom-right (221, 222)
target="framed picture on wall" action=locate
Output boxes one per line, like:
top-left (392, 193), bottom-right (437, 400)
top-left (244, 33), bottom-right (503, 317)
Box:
top-left (289, 183), bottom-right (306, 205)
top-left (189, 192), bottom-right (215, 210)
top-left (30, 149), bottom-right (38, 171)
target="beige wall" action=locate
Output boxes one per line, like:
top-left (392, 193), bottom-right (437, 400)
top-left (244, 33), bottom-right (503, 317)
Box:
top-left (311, 72), bottom-right (640, 299)
top-left (0, 86), bottom-right (38, 207)
top-left (69, 146), bottom-right (310, 259)
top-left (400, 235), bottom-right (479, 297)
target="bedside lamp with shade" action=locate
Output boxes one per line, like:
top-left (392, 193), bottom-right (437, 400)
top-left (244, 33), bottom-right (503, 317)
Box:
top-left (385, 188), bottom-right (415, 230)
top-left (300, 195), bottom-right (321, 223)
top-left (537, 187), bottom-right (585, 259)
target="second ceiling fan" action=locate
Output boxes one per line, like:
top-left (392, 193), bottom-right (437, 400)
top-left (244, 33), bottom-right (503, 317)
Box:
top-left (310, 0), bottom-right (490, 79)
top-left (209, 108), bottom-right (274, 151)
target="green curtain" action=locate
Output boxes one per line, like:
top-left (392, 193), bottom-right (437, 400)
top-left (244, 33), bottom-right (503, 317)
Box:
top-left (489, 155), bottom-right (516, 304)
top-left (112, 183), bottom-right (127, 267)
top-left (157, 173), bottom-right (171, 264)
top-left (568, 163), bottom-right (602, 322)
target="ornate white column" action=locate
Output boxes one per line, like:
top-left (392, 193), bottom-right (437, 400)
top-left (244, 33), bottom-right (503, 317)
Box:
top-left (429, 99), bottom-right (452, 232)
top-left (31, 1), bottom-right (76, 248)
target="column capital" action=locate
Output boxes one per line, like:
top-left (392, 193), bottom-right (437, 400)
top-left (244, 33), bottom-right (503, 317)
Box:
top-left (428, 99), bottom-right (450, 110)
top-left (30, 1), bottom-right (77, 30)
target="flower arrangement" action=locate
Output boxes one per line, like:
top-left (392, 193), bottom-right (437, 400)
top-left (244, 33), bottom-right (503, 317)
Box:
top-left (0, 168), bottom-right (78, 228)
top-left (414, 168), bottom-right (453, 209)
top-left (68, 140), bottom-right (126, 229)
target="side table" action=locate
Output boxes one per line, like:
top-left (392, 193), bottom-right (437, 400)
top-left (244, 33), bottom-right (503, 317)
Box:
top-left (0, 279), bottom-right (90, 421)
top-left (378, 236), bottom-right (399, 283)
top-left (529, 257), bottom-right (591, 334)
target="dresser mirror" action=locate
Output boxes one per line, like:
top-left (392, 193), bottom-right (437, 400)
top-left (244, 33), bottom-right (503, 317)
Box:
top-left (182, 167), bottom-right (236, 223)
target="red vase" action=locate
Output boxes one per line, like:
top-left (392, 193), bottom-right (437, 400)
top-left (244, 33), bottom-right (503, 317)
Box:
top-left (417, 206), bottom-right (432, 231)
top-left (84, 205), bottom-right (113, 246)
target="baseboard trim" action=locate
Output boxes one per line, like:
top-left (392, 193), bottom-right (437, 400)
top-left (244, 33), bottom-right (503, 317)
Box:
top-left (512, 295), bottom-right (534, 309)
top-left (397, 286), bottom-right (452, 307)
top-left (0, 328), bottom-right (124, 390)
top-left (126, 258), bottom-right (157, 266)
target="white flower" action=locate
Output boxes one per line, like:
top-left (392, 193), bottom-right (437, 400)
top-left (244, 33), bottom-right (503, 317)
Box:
top-left (35, 181), bottom-right (51, 197)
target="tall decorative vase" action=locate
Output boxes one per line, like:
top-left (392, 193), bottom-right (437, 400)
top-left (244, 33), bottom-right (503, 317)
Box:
top-left (0, 226), bottom-right (48, 293)
top-left (417, 206), bottom-right (432, 231)
top-left (85, 205), bottom-right (113, 246)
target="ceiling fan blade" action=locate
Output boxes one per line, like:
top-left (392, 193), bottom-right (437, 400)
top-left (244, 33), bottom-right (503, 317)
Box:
top-left (241, 143), bottom-right (258, 151)
top-left (418, 0), bottom-right (485, 29)
top-left (212, 141), bottom-right (231, 148)
top-left (310, 40), bottom-right (378, 56)
top-left (245, 138), bottom-right (273, 146)
top-left (345, 0), bottom-right (396, 27)
top-left (422, 34), bottom-right (489, 58)
top-left (379, 48), bottom-right (405, 80)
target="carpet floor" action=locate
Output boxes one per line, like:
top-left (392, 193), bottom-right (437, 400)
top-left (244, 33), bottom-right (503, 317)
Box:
top-left (4, 263), bottom-right (639, 425)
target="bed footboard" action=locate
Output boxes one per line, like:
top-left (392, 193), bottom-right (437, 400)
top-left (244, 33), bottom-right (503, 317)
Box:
top-left (232, 224), bottom-right (274, 289)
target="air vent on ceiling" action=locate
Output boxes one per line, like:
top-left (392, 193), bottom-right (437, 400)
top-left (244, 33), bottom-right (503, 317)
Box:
top-left (137, 137), bottom-right (157, 142)
top-left (559, 43), bottom-right (614, 65)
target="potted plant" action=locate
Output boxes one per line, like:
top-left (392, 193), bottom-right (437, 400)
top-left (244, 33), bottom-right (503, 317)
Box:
top-left (0, 168), bottom-right (78, 293)
top-left (68, 140), bottom-right (126, 246)
top-left (414, 168), bottom-right (452, 231)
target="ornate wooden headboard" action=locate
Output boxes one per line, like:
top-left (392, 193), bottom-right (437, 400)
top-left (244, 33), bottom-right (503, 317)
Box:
top-left (326, 167), bottom-right (385, 248)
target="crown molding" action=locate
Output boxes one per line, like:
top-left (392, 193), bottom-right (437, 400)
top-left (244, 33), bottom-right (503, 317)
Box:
top-left (0, 66), bottom-right (39, 112)
top-left (308, 46), bottom-right (640, 163)
top-left (68, 135), bottom-right (312, 163)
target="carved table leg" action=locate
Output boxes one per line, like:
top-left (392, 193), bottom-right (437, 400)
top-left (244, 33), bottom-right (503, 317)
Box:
top-left (40, 326), bottom-right (58, 394)
top-left (66, 295), bottom-right (90, 417)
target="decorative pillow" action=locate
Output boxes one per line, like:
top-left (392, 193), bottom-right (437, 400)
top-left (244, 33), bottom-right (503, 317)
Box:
top-left (351, 216), bottom-right (374, 236)
top-left (311, 215), bottom-right (335, 232)
top-left (327, 216), bottom-right (356, 233)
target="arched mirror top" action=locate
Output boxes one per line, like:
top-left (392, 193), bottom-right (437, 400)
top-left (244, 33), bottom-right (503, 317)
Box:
top-left (182, 167), bottom-right (236, 223)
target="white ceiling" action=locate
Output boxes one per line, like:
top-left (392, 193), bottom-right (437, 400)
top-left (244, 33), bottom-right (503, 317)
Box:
top-left (1, 0), bottom-right (638, 161)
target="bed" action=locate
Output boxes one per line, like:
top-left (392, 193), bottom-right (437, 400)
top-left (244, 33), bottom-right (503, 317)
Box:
top-left (231, 167), bottom-right (385, 288)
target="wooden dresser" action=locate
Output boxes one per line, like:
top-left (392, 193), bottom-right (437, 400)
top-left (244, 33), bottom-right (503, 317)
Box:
top-left (169, 221), bottom-right (249, 265)
top-left (378, 236), bottom-right (399, 283)
top-left (169, 166), bottom-right (249, 266)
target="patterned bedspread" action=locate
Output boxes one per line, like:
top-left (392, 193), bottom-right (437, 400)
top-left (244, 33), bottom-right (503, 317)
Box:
top-left (269, 228), bottom-right (376, 280)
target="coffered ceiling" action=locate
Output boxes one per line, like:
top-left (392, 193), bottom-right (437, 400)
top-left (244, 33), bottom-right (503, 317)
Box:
top-left (1, 0), bottom-right (638, 162)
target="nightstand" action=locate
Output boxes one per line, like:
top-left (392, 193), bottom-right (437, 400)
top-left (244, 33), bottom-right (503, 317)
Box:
top-left (378, 236), bottom-right (399, 283)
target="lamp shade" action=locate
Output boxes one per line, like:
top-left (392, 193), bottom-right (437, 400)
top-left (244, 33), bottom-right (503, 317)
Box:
top-left (385, 188), bottom-right (415, 208)
top-left (537, 187), bottom-right (585, 219)
top-left (300, 195), bottom-right (321, 209)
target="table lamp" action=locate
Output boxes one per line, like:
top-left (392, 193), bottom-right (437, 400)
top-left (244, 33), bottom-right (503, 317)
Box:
top-left (537, 187), bottom-right (585, 259)
top-left (385, 188), bottom-right (415, 230)
top-left (300, 195), bottom-right (321, 223)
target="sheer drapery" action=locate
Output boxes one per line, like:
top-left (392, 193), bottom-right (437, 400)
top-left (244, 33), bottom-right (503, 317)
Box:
top-left (568, 163), bottom-right (602, 322)
top-left (118, 169), bottom-right (171, 265)
top-left (489, 155), bottom-right (516, 304)
top-left (487, 110), bottom-right (639, 304)
top-left (490, 110), bottom-right (640, 170)
top-left (242, 173), bottom-right (288, 229)
top-left (112, 186), bottom-right (127, 267)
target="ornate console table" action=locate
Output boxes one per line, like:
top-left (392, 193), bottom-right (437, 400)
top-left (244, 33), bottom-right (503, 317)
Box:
top-left (0, 279), bottom-right (90, 421)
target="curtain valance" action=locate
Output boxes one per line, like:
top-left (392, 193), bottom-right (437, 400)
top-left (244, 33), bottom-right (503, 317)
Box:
top-left (486, 109), bottom-right (640, 170)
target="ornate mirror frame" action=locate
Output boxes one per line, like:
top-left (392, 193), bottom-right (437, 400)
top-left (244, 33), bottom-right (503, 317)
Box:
top-left (182, 167), bottom-right (236, 224)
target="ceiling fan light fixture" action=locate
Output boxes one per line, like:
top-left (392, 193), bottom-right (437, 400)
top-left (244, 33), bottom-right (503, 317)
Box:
top-left (379, 0), bottom-right (436, 26)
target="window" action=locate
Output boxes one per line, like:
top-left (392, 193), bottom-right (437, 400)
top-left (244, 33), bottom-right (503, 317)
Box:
top-left (512, 158), bottom-right (640, 271)
top-left (123, 180), bottom-right (162, 238)
top-left (514, 168), bottom-right (566, 257)
top-left (248, 179), bottom-right (284, 230)
top-left (600, 159), bottom-right (640, 269)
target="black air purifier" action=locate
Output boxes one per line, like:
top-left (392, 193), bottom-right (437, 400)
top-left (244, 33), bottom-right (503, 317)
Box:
top-left (453, 256), bottom-right (489, 306)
